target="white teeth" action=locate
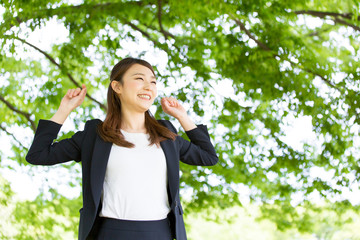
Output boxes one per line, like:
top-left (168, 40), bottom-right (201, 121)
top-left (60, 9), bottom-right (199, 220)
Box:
top-left (138, 94), bottom-right (150, 100)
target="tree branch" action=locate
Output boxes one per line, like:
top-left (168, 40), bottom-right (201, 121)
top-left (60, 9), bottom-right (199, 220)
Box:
top-left (157, 0), bottom-right (175, 40)
top-left (334, 17), bottom-right (360, 32)
top-left (294, 10), bottom-right (359, 21)
top-left (13, 36), bottom-right (107, 111)
top-left (124, 21), bottom-right (160, 47)
top-left (231, 16), bottom-right (342, 92)
top-left (157, 0), bottom-right (167, 40)
top-left (123, 20), bottom-right (183, 62)
top-left (294, 10), bottom-right (360, 32)
top-left (0, 94), bottom-right (36, 131)
top-left (139, 21), bottom-right (181, 54)
top-left (306, 25), bottom-right (333, 38)
top-left (232, 17), bottom-right (272, 51)
top-left (288, 61), bottom-right (341, 91)
top-left (0, 124), bottom-right (27, 149)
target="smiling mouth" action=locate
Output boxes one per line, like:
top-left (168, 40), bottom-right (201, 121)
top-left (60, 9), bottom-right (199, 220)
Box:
top-left (138, 94), bottom-right (151, 100)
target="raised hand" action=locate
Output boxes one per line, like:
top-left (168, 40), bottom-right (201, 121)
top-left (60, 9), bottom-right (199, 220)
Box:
top-left (50, 84), bottom-right (87, 124)
top-left (161, 97), bottom-right (186, 120)
top-left (161, 97), bottom-right (197, 131)
top-left (59, 84), bottom-right (87, 113)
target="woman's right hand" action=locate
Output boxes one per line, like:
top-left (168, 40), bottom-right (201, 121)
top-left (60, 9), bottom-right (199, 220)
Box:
top-left (50, 84), bottom-right (87, 124)
top-left (59, 84), bottom-right (87, 112)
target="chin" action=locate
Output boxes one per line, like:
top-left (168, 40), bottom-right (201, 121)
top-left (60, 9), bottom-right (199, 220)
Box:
top-left (137, 102), bottom-right (154, 113)
top-left (139, 106), bottom-right (151, 113)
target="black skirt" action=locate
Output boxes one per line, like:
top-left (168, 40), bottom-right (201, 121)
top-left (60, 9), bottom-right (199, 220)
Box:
top-left (95, 217), bottom-right (173, 240)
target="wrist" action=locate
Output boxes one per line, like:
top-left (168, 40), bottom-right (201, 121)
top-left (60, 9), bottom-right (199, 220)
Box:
top-left (177, 114), bottom-right (197, 131)
top-left (50, 107), bottom-right (72, 125)
top-left (57, 106), bottom-right (73, 116)
top-left (176, 115), bottom-right (188, 123)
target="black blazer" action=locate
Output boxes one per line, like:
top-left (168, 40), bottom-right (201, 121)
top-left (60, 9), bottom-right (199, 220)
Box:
top-left (26, 119), bottom-right (218, 240)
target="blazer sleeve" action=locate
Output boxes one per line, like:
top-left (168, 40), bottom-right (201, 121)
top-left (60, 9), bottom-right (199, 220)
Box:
top-left (26, 119), bottom-right (87, 165)
top-left (164, 120), bottom-right (219, 166)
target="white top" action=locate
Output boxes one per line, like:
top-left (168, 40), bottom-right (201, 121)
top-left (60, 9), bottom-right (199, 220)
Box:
top-left (99, 130), bottom-right (170, 220)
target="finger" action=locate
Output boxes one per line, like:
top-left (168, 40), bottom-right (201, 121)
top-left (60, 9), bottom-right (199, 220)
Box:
top-left (70, 89), bottom-right (76, 98)
top-left (163, 97), bottom-right (177, 108)
top-left (167, 97), bottom-right (174, 103)
top-left (81, 85), bottom-right (87, 94)
top-left (74, 88), bottom-right (81, 95)
top-left (80, 85), bottom-right (87, 98)
top-left (166, 97), bottom-right (177, 105)
top-left (170, 97), bottom-right (178, 103)
top-left (161, 98), bottom-right (171, 109)
top-left (66, 89), bottom-right (71, 97)
top-left (68, 89), bottom-right (75, 98)
top-left (72, 88), bottom-right (79, 97)
top-left (161, 97), bottom-right (170, 105)
top-left (72, 88), bottom-right (79, 98)
top-left (168, 99), bottom-right (175, 107)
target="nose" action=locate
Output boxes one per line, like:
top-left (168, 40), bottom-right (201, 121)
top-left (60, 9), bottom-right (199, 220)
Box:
top-left (143, 81), bottom-right (151, 90)
top-left (143, 80), bottom-right (157, 97)
top-left (143, 80), bottom-right (154, 90)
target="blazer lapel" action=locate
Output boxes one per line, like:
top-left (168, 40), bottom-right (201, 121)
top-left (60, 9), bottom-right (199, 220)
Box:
top-left (90, 134), bottom-right (112, 208)
top-left (160, 139), bottom-right (179, 206)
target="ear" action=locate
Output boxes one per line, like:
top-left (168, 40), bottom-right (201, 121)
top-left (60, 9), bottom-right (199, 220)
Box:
top-left (111, 81), bottom-right (122, 94)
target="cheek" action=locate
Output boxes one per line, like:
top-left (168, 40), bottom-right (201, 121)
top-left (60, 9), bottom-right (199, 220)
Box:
top-left (128, 81), bottom-right (140, 89)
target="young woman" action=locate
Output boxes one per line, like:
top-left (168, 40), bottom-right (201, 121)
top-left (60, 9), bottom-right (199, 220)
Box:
top-left (26, 57), bottom-right (218, 240)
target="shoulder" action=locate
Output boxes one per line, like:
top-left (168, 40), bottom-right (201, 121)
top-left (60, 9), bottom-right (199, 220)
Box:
top-left (157, 119), bottom-right (177, 133)
top-left (82, 118), bottom-right (103, 131)
top-left (85, 118), bottom-right (102, 125)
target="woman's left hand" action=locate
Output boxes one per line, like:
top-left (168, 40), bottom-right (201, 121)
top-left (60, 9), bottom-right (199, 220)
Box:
top-left (161, 97), bottom-right (187, 119)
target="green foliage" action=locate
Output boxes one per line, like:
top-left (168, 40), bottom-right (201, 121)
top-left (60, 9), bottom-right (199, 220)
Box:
top-left (185, 204), bottom-right (360, 240)
top-left (0, 175), bottom-right (81, 239)
top-left (1, 0), bottom-right (360, 236)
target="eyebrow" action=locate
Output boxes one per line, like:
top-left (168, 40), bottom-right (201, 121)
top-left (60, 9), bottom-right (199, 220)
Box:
top-left (131, 73), bottom-right (156, 79)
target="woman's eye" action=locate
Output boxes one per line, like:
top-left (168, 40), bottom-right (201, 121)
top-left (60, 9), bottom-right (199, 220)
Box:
top-left (152, 81), bottom-right (157, 84)
top-left (136, 78), bottom-right (144, 80)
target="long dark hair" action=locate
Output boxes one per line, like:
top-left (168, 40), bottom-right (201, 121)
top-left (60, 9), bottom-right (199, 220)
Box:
top-left (97, 57), bottom-right (177, 147)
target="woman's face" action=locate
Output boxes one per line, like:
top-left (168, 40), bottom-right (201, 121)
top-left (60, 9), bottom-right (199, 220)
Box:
top-left (113, 64), bottom-right (157, 113)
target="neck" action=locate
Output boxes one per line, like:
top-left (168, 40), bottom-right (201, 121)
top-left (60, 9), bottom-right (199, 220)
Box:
top-left (120, 109), bottom-right (147, 133)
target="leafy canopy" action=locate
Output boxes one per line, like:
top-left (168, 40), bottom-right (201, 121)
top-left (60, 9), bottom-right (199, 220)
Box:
top-left (1, 0), bottom-right (360, 234)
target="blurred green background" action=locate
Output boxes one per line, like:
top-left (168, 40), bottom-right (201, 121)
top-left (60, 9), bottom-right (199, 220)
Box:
top-left (1, 0), bottom-right (360, 239)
